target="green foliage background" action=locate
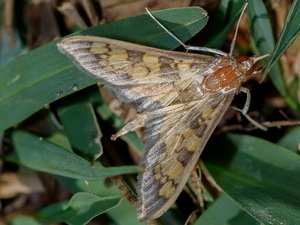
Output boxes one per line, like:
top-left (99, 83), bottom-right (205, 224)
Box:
top-left (0, 0), bottom-right (300, 224)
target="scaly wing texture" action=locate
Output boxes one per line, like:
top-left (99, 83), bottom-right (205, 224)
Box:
top-left (138, 91), bottom-right (235, 220)
top-left (58, 36), bottom-right (235, 221)
top-left (57, 36), bottom-right (220, 111)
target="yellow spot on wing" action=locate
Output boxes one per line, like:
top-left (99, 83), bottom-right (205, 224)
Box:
top-left (143, 53), bottom-right (159, 63)
top-left (110, 51), bottom-right (128, 61)
top-left (170, 161), bottom-right (184, 184)
top-left (132, 66), bottom-right (149, 77)
top-left (90, 45), bottom-right (109, 54)
top-left (160, 160), bottom-right (184, 184)
top-left (159, 181), bottom-right (175, 198)
top-left (202, 108), bottom-right (214, 119)
top-left (155, 172), bottom-right (162, 181)
top-left (92, 42), bottom-right (106, 47)
top-left (185, 137), bottom-right (201, 152)
top-left (148, 63), bottom-right (161, 74)
top-left (177, 63), bottom-right (191, 70)
top-left (183, 128), bottom-right (196, 141)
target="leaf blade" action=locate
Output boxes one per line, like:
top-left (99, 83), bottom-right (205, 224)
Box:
top-left (194, 194), bottom-right (259, 225)
top-left (11, 130), bottom-right (140, 179)
top-left (204, 133), bottom-right (300, 225)
top-left (264, 0), bottom-right (300, 75)
top-left (36, 193), bottom-right (121, 225)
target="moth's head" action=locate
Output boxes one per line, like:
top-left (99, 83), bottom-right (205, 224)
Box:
top-left (235, 53), bottom-right (272, 76)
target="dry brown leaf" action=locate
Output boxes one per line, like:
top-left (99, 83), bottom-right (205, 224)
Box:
top-left (26, 0), bottom-right (60, 48)
top-left (0, 172), bottom-right (44, 199)
top-left (100, 0), bottom-right (192, 22)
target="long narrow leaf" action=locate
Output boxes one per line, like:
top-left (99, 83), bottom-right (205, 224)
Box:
top-left (204, 133), bottom-right (300, 225)
top-left (264, 0), bottom-right (300, 75)
top-left (11, 130), bottom-right (140, 179)
top-left (194, 194), bottom-right (259, 225)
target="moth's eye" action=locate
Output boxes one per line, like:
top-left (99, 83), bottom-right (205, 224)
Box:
top-left (236, 54), bottom-right (249, 63)
top-left (246, 66), bottom-right (254, 75)
top-left (253, 61), bottom-right (264, 71)
top-left (246, 61), bottom-right (263, 75)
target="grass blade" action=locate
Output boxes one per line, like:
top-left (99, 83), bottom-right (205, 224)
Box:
top-left (204, 133), bottom-right (300, 224)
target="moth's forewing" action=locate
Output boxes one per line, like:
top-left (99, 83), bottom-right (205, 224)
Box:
top-left (57, 36), bottom-right (219, 109)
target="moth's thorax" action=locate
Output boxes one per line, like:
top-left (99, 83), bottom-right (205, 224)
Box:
top-left (202, 54), bottom-right (257, 93)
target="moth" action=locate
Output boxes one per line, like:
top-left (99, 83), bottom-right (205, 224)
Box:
top-left (57, 3), bottom-right (270, 221)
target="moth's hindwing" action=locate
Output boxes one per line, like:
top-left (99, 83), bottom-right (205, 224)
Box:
top-left (138, 92), bottom-right (235, 220)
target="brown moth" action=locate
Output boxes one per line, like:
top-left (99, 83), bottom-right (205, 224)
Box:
top-left (57, 3), bottom-right (270, 221)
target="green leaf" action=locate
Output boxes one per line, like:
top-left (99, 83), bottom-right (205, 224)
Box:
top-left (54, 177), bottom-right (140, 224)
top-left (248, 0), bottom-right (300, 110)
top-left (205, 0), bottom-right (246, 49)
top-left (0, 7), bottom-right (208, 131)
top-left (56, 86), bottom-right (103, 164)
top-left (194, 194), bottom-right (259, 225)
top-left (277, 125), bottom-right (300, 153)
top-left (264, 0), bottom-right (300, 76)
top-left (203, 133), bottom-right (300, 225)
top-left (106, 199), bottom-right (144, 225)
top-left (55, 176), bottom-right (121, 197)
top-left (36, 193), bottom-right (121, 225)
top-left (11, 216), bottom-right (42, 225)
top-left (47, 132), bottom-right (73, 151)
top-left (247, 0), bottom-right (275, 56)
top-left (247, 0), bottom-right (299, 110)
top-left (11, 130), bottom-right (140, 179)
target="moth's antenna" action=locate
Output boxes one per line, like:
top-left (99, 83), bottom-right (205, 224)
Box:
top-left (145, 8), bottom-right (186, 48)
top-left (229, 3), bottom-right (248, 57)
top-left (145, 7), bottom-right (228, 57)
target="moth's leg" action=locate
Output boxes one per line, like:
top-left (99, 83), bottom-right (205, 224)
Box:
top-left (191, 165), bottom-right (204, 211)
top-left (111, 113), bottom-right (147, 140)
top-left (240, 87), bottom-right (251, 115)
top-left (233, 87), bottom-right (267, 131)
top-left (145, 8), bottom-right (228, 57)
top-left (233, 106), bottom-right (268, 131)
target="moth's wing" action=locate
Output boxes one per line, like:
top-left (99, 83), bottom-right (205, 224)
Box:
top-left (57, 35), bottom-right (219, 111)
top-left (137, 91), bottom-right (236, 221)
top-left (58, 35), bottom-right (234, 220)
